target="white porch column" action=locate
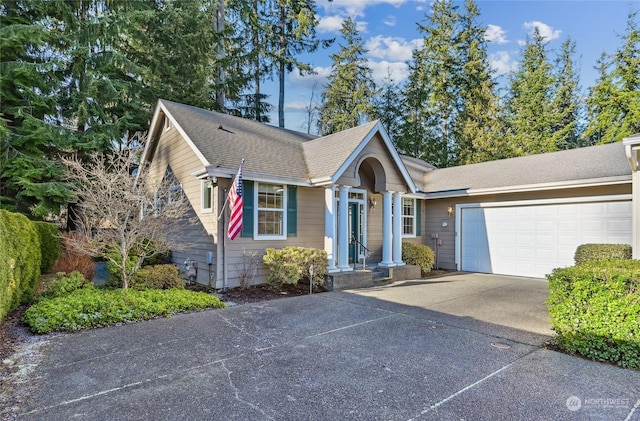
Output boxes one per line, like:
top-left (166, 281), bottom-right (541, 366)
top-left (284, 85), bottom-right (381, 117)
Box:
top-left (624, 135), bottom-right (640, 259)
top-left (337, 185), bottom-right (352, 271)
top-left (379, 191), bottom-right (394, 267)
top-left (393, 192), bottom-right (405, 266)
top-left (324, 185), bottom-right (338, 271)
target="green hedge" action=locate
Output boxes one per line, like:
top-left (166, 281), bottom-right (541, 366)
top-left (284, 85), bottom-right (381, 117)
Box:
top-left (32, 221), bottom-right (62, 273)
top-left (574, 243), bottom-right (632, 265)
top-left (263, 246), bottom-right (328, 287)
top-left (0, 210), bottom-right (42, 322)
top-left (402, 242), bottom-right (435, 274)
top-left (547, 260), bottom-right (640, 369)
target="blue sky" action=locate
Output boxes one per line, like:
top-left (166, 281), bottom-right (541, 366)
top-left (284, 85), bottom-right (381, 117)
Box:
top-left (262, 0), bottom-right (637, 134)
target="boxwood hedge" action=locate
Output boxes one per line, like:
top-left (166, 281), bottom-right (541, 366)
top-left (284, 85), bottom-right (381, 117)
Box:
top-left (574, 243), bottom-right (632, 265)
top-left (547, 260), bottom-right (640, 369)
top-left (32, 221), bottom-right (61, 273)
top-left (402, 242), bottom-right (435, 274)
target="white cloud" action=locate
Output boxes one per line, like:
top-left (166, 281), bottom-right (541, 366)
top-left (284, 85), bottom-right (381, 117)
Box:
top-left (284, 101), bottom-right (310, 112)
top-left (318, 15), bottom-right (344, 33)
top-left (383, 15), bottom-right (396, 26)
top-left (489, 51), bottom-right (518, 76)
top-left (523, 21), bottom-right (562, 41)
top-left (485, 24), bottom-right (508, 44)
top-left (365, 36), bottom-right (419, 61)
top-left (288, 66), bottom-right (332, 89)
top-left (368, 60), bottom-right (410, 85)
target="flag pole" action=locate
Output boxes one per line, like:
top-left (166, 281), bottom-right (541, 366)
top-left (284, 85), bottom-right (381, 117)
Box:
top-left (218, 159), bottom-right (244, 221)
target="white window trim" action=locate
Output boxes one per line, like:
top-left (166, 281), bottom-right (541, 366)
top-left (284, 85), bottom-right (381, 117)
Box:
top-left (402, 197), bottom-right (417, 238)
top-left (201, 180), bottom-right (213, 213)
top-left (254, 181), bottom-right (287, 240)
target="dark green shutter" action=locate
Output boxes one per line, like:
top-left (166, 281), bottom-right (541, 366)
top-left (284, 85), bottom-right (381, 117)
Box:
top-left (287, 185), bottom-right (297, 237)
top-left (416, 199), bottom-right (422, 236)
top-left (241, 180), bottom-right (254, 237)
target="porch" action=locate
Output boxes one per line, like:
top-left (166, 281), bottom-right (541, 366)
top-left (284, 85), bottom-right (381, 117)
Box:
top-left (325, 263), bottom-right (421, 290)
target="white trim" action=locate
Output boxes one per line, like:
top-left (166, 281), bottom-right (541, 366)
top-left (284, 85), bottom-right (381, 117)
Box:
top-left (454, 194), bottom-right (633, 270)
top-left (201, 180), bottom-right (214, 213)
top-left (332, 122), bottom-right (417, 193)
top-left (424, 176), bottom-right (631, 199)
top-left (401, 197), bottom-right (417, 238)
top-left (159, 102), bottom-right (210, 167)
top-left (253, 181), bottom-right (287, 241)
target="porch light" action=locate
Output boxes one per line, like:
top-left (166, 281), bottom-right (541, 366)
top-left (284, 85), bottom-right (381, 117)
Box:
top-left (447, 205), bottom-right (454, 217)
top-left (369, 198), bottom-right (377, 209)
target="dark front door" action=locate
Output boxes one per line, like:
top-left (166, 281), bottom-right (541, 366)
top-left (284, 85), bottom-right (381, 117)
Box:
top-left (348, 202), bottom-right (359, 263)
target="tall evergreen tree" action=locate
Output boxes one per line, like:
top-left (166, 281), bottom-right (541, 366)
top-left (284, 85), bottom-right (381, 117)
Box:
top-left (550, 38), bottom-right (583, 149)
top-left (583, 11), bottom-right (640, 144)
top-left (374, 69), bottom-right (403, 143)
top-left (317, 17), bottom-right (377, 135)
top-left (455, 0), bottom-right (504, 164)
top-left (0, 0), bottom-right (71, 215)
top-left (271, 0), bottom-right (332, 128)
top-left (505, 28), bottom-right (556, 156)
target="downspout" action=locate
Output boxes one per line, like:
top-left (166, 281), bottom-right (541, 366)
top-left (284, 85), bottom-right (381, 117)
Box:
top-left (623, 135), bottom-right (640, 259)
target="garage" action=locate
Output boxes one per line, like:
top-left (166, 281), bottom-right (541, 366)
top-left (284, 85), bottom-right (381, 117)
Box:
top-left (457, 197), bottom-right (633, 278)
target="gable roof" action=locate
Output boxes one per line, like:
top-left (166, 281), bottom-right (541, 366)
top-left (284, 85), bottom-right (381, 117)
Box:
top-left (423, 142), bottom-right (632, 198)
top-left (143, 100), bottom-right (415, 190)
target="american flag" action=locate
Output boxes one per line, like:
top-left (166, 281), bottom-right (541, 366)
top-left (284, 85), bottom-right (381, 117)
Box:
top-left (227, 162), bottom-right (243, 240)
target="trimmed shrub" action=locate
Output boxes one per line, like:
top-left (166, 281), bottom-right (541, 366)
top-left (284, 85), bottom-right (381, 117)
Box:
top-left (574, 243), bottom-right (632, 265)
top-left (52, 232), bottom-right (96, 280)
top-left (23, 286), bottom-right (225, 334)
top-left (402, 242), bottom-right (435, 274)
top-left (547, 260), bottom-right (640, 370)
top-left (131, 264), bottom-right (185, 290)
top-left (45, 271), bottom-right (92, 298)
top-left (262, 247), bottom-right (328, 287)
top-left (32, 221), bottom-right (62, 273)
top-left (0, 210), bottom-right (42, 322)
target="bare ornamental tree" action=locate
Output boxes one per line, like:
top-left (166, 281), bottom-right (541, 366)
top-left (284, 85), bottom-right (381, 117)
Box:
top-left (62, 142), bottom-right (194, 289)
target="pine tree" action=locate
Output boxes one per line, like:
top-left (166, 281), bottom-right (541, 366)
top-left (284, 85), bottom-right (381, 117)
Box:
top-left (374, 69), bottom-right (403, 143)
top-left (455, 0), bottom-right (505, 164)
top-left (317, 18), bottom-right (377, 135)
top-left (0, 0), bottom-right (71, 216)
top-left (583, 11), bottom-right (640, 144)
top-left (505, 28), bottom-right (556, 156)
top-left (271, 0), bottom-right (332, 128)
top-left (550, 38), bottom-right (583, 149)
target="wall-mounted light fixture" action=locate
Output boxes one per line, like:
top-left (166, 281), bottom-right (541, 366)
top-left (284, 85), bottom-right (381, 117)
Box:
top-left (369, 197), bottom-right (377, 209)
top-left (447, 205), bottom-right (454, 218)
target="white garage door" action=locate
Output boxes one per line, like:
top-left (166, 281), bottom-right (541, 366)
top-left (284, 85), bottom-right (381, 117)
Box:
top-left (459, 199), bottom-right (632, 278)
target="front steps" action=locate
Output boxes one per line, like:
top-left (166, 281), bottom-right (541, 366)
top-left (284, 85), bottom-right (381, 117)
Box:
top-left (326, 265), bottom-right (421, 290)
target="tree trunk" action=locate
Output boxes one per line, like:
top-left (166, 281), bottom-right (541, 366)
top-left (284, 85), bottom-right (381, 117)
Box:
top-left (278, 4), bottom-right (286, 127)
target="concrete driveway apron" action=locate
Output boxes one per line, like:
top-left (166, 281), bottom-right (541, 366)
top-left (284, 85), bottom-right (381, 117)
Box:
top-left (7, 273), bottom-right (640, 421)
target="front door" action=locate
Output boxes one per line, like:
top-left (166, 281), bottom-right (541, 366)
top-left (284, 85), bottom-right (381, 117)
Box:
top-left (348, 203), bottom-right (359, 263)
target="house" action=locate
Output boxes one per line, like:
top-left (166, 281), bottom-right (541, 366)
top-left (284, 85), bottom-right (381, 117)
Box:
top-left (141, 99), bottom-right (640, 288)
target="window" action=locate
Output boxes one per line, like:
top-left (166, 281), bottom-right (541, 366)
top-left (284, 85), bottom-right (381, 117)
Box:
top-left (202, 180), bottom-right (213, 212)
top-left (256, 182), bottom-right (286, 239)
top-left (402, 198), bottom-right (416, 237)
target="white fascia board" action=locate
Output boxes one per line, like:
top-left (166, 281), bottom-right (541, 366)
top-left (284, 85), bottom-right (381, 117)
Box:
top-left (205, 167), bottom-right (312, 187)
top-left (137, 102), bottom-right (164, 183)
top-left (423, 176), bottom-right (631, 199)
top-left (332, 122), bottom-right (418, 193)
top-left (623, 134), bottom-right (640, 171)
top-left (159, 100), bottom-right (210, 167)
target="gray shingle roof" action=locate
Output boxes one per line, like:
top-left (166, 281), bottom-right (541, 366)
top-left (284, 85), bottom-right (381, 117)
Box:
top-left (423, 142), bottom-right (631, 194)
top-left (303, 121), bottom-right (379, 180)
top-left (161, 100), bottom-right (317, 179)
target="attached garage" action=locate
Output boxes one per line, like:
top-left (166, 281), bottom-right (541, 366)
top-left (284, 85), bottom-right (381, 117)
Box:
top-left (456, 197), bottom-right (633, 278)
top-left (418, 140), bottom-right (639, 278)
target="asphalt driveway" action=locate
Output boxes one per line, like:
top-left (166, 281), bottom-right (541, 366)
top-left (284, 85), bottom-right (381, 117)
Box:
top-left (4, 273), bottom-right (640, 420)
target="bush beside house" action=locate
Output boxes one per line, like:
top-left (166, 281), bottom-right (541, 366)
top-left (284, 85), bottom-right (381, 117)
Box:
top-left (547, 260), bottom-right (640, 370)
top-left (263, 247), bottom-right (328, 287)
top-left (32, 221), bottom-right (62, 273)
top-left (0, 210), bottom-right (42, 322)
top-left (402, 242), bottom-right (435, 275)
top-left (574, 243), bottom-right (633, 265)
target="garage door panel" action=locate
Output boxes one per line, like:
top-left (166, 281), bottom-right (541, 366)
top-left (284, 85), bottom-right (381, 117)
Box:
top-left (460, 200), bottom-right (632, 278)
